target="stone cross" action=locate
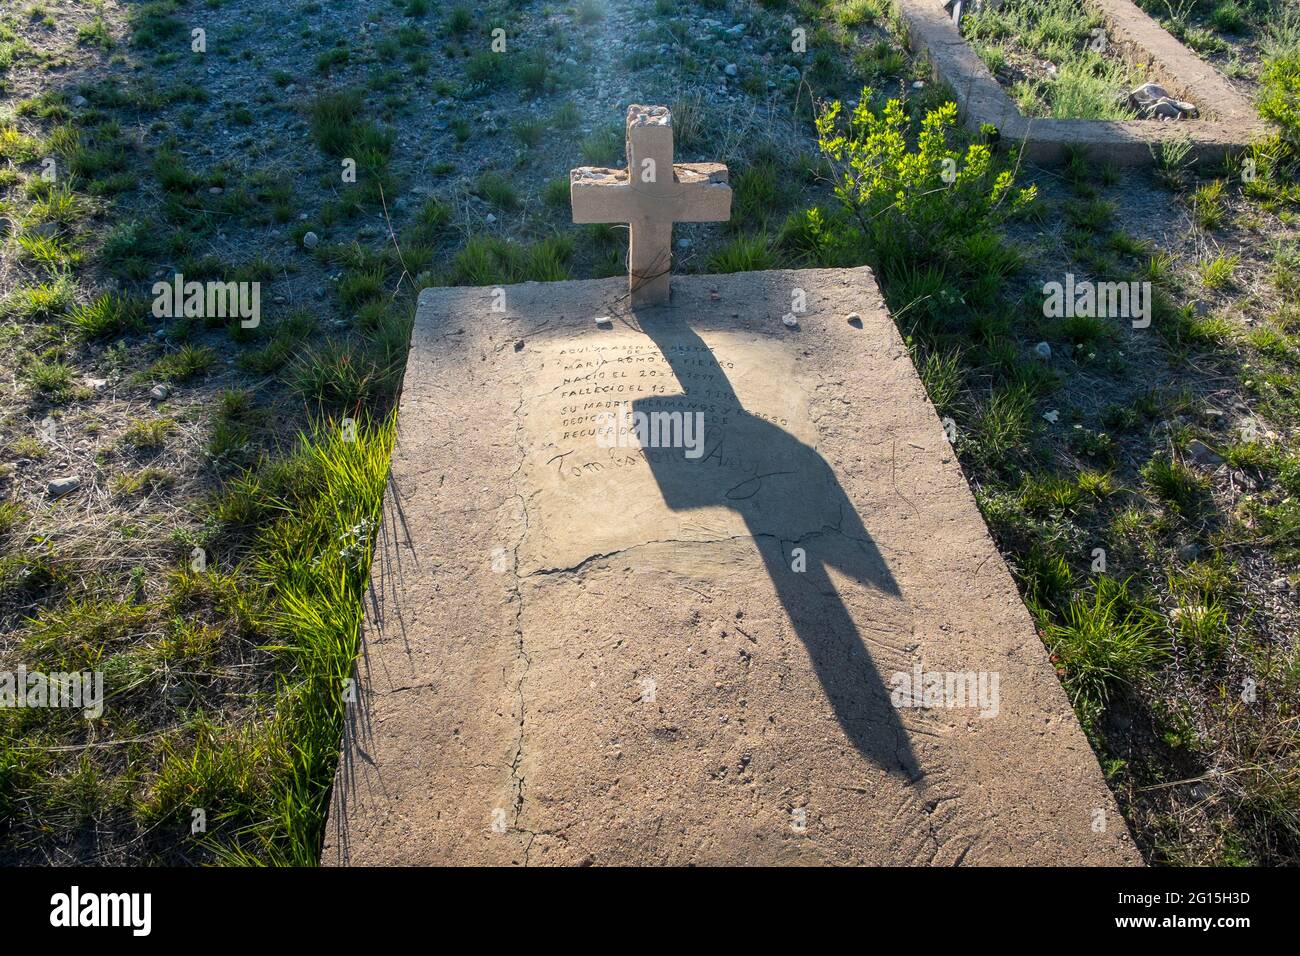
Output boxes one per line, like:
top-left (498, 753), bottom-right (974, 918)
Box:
top-left (570, 104), bottom-right (731, 308)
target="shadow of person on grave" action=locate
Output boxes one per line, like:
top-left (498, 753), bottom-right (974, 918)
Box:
top-left (629, 310), bottom-right (921, 782)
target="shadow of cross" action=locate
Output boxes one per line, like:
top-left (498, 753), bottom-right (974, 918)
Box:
top-left (625, 312), bottom-right (922, 781)
top-left (571, 104), bottom-right (731, 309)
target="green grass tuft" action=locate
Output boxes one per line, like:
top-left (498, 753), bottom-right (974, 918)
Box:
top-left (708, 233), bottom-right (777, 273)
top-left (1042, 577), bottom-right (1165, 720)
top-left (151, 345), bottom-right (216, 383)
top-left (67, 293), bottom-right (141, 341)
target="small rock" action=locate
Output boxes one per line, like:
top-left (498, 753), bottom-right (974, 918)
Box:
top-left (1034, 341), bottom-right (1052, 361)
top-left (26, 221), bottom-right (59, 239)
top-left (594, 315), bottom-right (612, 328)
top-left (1152, 100), bottom-right (1193, 120)
top-left (85, 377), bottom-right (108, 393)
top-left (847, 311), bottom-right (862, 328)
top-left (208, 186), bottom-right (223, 195)
top-left (1186, 439), bottom-right (1223, 466)
top-left (564, 57), bottom-right (577, 67)
top-left (724, 63), bottom-right (738, 77)
top-left (47, 476), bottom-right (81, 498)
top-left (676, 238), bottom-right (691, 250)
top-left (302, 231), bottom-right (319, 250)
top-left (149, 384), bottom-right (171, 402)
top-left (1043, 409), bottom-right (1060, 424)
top-left (1271, 577), bottom-right (1291, 593)
top-left (1177, 543), bottom-right (1201, 562)
top-left (71, 95), bottom-right (88, 108)
top-left (1127, 82), bottom-right (1198, 120)
top-left (911, 80), bottom-right (926, 90)
top-left (485, 213), bottom-right (497, 224)
top-left (781, 313), bottom-right (798, 328)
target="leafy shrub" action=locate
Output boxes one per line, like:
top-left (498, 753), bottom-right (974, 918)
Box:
top-left (814, 90), bottom-right (1037, 277)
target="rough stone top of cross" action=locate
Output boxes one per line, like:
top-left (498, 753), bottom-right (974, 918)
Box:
top-left (628, 103), bottom-right (671, 127)
top-left (570, 104), bottom-right (731, 309)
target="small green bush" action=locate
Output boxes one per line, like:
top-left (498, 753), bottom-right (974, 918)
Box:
top-left (815, 90), bottom-right (1037, 277)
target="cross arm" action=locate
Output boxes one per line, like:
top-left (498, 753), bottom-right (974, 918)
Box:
top-left (570, 163), bottom-right (731, 225)
top-left (570, 167), bottom-right (636, 223)
top-left (670, 163), bottom-right (731, 222)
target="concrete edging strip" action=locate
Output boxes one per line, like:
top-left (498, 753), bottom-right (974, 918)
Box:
top-left (895, 0), bottom-right (1270, 165)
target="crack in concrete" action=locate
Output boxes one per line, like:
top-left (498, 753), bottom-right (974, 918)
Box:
top-left (523, 526), bottom-right (879, 579)
top-left (505, 393), bottom-right (534, 864)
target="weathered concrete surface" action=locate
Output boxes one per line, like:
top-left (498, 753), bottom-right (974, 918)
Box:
top-left (898, 0), bottom-right (1268, 165)
top-left (323, 268), bottom-right (1141, 866)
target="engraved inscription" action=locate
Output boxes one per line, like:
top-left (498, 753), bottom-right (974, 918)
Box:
top-left (517, 330), bottom-right (818, 572)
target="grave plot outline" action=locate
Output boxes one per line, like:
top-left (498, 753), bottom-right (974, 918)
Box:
top-left (323, 269), bottom-right (1143, 865)
top-left (897, 0), bottom-right (1269, 165)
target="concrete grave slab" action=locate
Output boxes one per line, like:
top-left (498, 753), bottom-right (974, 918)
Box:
top-left (898, 0), bottom-right (1269, 165)
top-left (323, 267), bottom-right (1141, 866)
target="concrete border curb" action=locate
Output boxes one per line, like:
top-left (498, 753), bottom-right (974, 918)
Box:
top-left (895, 0), bottom-right (1270, 165)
